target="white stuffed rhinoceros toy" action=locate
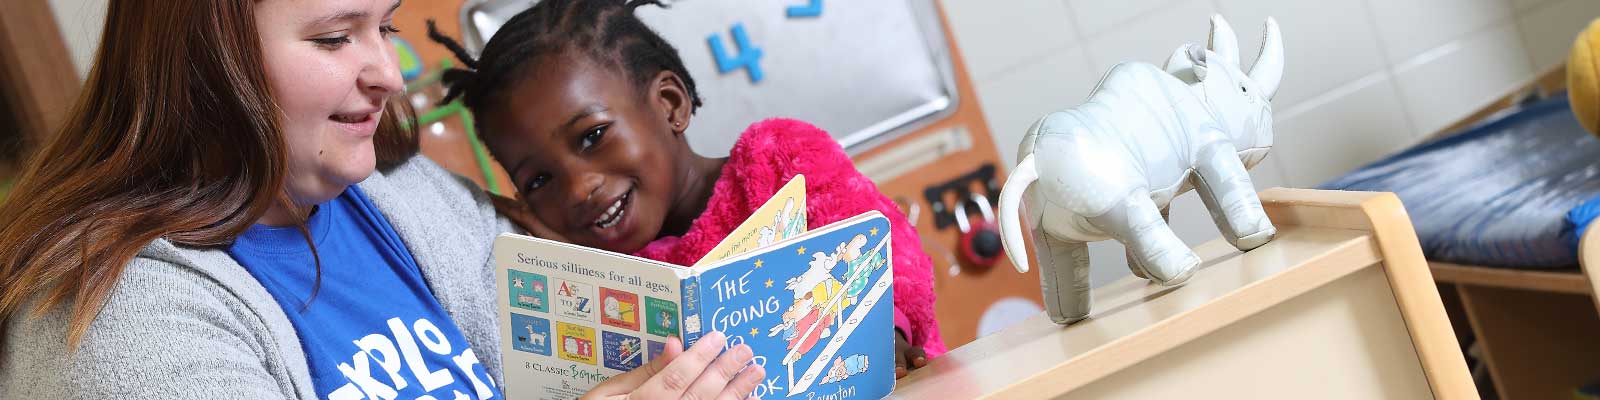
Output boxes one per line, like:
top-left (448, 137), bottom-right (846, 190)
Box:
top-left (997, 15), bottom-right (1284, 324)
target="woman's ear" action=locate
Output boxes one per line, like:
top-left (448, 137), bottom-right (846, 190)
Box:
top-left (651, 70), bottom-right (693, 136)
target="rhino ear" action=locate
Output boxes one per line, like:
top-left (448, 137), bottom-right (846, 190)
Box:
top-left (1164, 44), bottom-right (1201, 83)
top-left (1193, 48), bottom-right (1212, 82)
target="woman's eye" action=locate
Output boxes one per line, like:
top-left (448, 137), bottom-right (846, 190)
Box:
top-left (581, 126), bottom-right (608, 150)
top-left (310, 35), bottom-right (352, 49)
top-left (525, 173), bottom-right (550, 192)
top-left (380, 25), bottom-right (401, 37)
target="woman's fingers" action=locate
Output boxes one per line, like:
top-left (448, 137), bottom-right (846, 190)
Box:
top-left (683, 340), bottom-right (756, 400)
top-left (632, 331), bottom-right (728, 398)
top-left (717, 363), bottom-right (766, 400)
top-left (586, 337), bottom-right (684, 399)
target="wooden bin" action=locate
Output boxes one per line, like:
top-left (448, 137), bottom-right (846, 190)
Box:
top-left (891, 189), bottom-right (1477, 399)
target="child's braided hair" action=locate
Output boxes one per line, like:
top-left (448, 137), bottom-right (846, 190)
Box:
top-left (427, 0), bottom-right (703, 128)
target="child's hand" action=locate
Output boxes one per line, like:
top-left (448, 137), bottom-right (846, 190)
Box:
top-left (490, 194), bottom-right (567, 241)
top-left (894, 329), bottom-right (928, 379)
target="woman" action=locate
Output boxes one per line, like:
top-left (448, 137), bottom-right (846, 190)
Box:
top-left (0, 0), bottom-right (759, 398)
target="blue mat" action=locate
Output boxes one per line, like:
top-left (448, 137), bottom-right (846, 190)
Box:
top-left (1319, 94), bottom-right (1600, 269)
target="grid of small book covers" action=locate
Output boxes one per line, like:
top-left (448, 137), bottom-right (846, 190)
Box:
top-left (504, 269), bottom-right (680, 372)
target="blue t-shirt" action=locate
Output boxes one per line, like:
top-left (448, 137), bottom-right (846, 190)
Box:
top-left (228, 187), bottom-right (500, 399)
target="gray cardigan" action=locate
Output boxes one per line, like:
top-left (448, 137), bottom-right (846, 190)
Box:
top-left (0, 156), bottom-right (516, 399)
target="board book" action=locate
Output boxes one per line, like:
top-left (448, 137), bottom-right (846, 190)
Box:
top-left (493, 175), bottom-right (896, 399)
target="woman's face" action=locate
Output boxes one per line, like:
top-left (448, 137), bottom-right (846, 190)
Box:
top-left (256, 0), bottom-right (404, 207)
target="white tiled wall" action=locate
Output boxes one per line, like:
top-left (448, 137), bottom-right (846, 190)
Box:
top-left (47, 0), bottom-right (106, 79)
top-left (942, 0), bottom-right (1600, 287)
top-left (43, 0), bottom-right (1600, 289)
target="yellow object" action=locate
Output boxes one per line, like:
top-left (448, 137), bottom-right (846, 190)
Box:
top-left (1572, 18), bottom-right (1600, 135)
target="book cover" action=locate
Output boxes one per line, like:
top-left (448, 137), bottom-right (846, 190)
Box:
top-left (493, 211), bottom-right (895, 399)
top-left (694, 174), bottom-right (807, 266)
top-left (687, 213), bottom-right (895, 399)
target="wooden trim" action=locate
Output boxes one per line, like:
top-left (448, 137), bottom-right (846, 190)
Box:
top-left (891, 189), bottom-right (1476, 399)
top-left (1454, 284), bottom-right (1600, 399)
top-left (889, 227), bottom-right (1382, 399)
top-left (0, 0), bottom-right (81, 150)
top-left (1429, 262), bottom-right (1592, 295)
top-left (1257, 188), bottom-right (1476, 399)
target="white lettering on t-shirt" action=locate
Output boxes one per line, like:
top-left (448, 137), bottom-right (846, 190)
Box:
top-left (388, 317), bottom-right (455, 392)
top-left (414, 318), bottom-right (452, 355)
top-left (453, 348), bottom-right (495, 399)
top-left (325, 317), bottom-right (496, 400)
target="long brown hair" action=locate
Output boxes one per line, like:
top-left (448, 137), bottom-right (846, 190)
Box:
top-left (0, 0), bottom-right (416, 348)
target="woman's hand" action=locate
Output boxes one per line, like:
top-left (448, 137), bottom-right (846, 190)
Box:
top-left (894, 329), bottom-right (928, 378)
top-left (582, 331), bottom-right (765, 400)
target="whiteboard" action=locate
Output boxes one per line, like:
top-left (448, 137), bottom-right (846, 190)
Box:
top-left (460, 0), bottom-right (959, 156)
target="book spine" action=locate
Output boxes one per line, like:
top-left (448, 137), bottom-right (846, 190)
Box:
top-left (680, 275), bottom-right (705, 347)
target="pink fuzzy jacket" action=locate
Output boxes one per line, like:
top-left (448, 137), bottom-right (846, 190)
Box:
top-left (634, 118), bottom-right (946, 357)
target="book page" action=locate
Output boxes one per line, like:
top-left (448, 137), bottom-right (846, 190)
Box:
top-left (493, 234), bottom-right (690, 400)
top-left (693, 174), bottom-right (808, 266)
top-left (687, 212), bottom-right (896, 399)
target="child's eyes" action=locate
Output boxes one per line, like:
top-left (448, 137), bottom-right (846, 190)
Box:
top-left (525, 173), bottom-right (550, 192)
top-left (580, 125), bottom-right (608, 150)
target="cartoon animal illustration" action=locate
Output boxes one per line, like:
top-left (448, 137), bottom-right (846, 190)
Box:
top-left (656, 311), bottom-right (675, 330)
top-left (524, 324), bottom-right (547, 347)
top-left (997, 15), bottom-right (1285, 324)
top-left (779, 198), bottom-right (805, 238)
top-left (834, 234), bottom-right (884, 298)
top-left (617, 337), bottom-right (642, 365)
top-left (821, 354), bottom-right (870, 384)
top-left (516, 294), bottom-right (543, 308)
top-left (768, 250), bottom-right (855, 365)
top-left (758, 198), bottom-right (803, 248)
top-left (604, 296), bottom-right (636, 324)
top-left (565, 337), bottom-right (593, 357)
top-left (758, 225), bottom-right (778, 247)
top-left (605, 297), bottom-right (621, 320)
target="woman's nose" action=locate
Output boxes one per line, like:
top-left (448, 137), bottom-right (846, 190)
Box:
top-left (360, 39), bottom-right (404, 98)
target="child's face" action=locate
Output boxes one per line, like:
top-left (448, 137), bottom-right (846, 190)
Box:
top-left (481, 58), bottom-right (687, 253)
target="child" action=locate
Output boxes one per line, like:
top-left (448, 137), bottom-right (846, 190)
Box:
top-left (427, 0), bottom-right (944, 375)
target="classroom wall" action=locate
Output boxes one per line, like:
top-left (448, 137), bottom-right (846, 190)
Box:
top-left (941, 0), bottom-right (1600, 287)
top-left (46, 0), bottom-right (1600, 287)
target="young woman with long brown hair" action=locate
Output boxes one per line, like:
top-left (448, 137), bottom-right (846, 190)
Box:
top-left (0, 0), bottom-right (760, 398)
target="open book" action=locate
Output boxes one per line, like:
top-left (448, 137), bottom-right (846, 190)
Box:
top-left (493, 175), bottom-right (896, 399)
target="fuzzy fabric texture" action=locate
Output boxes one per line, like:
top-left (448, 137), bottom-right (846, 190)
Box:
top-left (634, 118), bottom-right (946, 357)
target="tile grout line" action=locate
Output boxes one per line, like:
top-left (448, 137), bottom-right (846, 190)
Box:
top-left (1358, 0), bottom-right (1426, 142)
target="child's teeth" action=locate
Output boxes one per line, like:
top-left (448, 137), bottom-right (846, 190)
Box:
top-left (594, 195), bottom-right (625, 228)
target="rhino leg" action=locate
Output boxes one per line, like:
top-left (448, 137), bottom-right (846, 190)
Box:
top-left (1192, 142), bottom-right (1276, 251)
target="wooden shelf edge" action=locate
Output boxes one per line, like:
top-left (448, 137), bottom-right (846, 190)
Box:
top-left (1430, 262), bottom-right (1591, 295)
top-left (893, 189), bottom-right (1475, 399)
top-left (1261, 189), bottom-right (1477, 399)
